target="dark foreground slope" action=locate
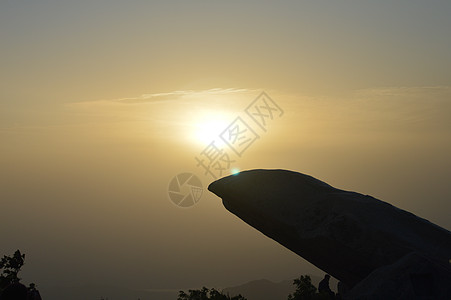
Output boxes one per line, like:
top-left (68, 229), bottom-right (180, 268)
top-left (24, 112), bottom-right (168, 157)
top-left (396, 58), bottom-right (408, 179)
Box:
top-left (208, 169), bottom-right (451, 299)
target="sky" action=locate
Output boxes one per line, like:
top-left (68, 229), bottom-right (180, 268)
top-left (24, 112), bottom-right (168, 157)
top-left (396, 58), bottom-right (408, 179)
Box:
top-left (1, 0), bottom-right (451, 296)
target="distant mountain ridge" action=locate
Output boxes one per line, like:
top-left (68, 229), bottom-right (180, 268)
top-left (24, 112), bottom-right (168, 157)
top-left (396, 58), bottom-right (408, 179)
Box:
top-left (39, 285), bottom-right (178, 300)
top-left (223, 276), bottom-right (338, 300)
top-left (224, 278), bottom-right (293, 300)
top-left (38, 275), bottom-right (338, 300)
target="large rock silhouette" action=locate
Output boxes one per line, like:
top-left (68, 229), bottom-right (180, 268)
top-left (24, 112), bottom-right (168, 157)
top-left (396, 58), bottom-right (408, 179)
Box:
top-left (208, 169), bottom-right (451, 299)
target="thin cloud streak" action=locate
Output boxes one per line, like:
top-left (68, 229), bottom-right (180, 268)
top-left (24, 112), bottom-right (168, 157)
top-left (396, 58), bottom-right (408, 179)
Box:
top-left (354, 86), bottom-right (451, 98)
top-left (110, 88), bottom-right (256, 104)
top-left (66, 88), bottom-right (258, 110)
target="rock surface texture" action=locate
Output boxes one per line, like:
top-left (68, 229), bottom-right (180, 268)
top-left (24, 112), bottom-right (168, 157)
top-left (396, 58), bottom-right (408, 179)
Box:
top-left (208, 169), bottom-right (451, 299)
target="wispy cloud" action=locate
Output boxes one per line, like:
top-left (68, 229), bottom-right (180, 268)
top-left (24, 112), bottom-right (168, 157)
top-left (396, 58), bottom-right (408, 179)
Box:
top-left (349, 86), bottom-right (451, 132)
top-left (108, 88), bottom-right (255, 104)
top-left (67, 88), bottom-right (258, 111)
top-left (86, 88), bottom-right (256, 104)
top-left (353, 86), bottom-right (451, 99)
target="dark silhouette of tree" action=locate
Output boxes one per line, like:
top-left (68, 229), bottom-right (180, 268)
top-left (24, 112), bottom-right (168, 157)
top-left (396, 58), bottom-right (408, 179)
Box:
top-left (177, 286), bottom-right (247, 300)
top-left (0, 250), bottom-right (42, 300)
top-left (0, 282), bottom-right (28, 300)
top-left (288, 275), bottom-right (317, 300)
top-left (288, 275), bottom-right (334, 300)
top-left (0, 250), bottom-right (25, 292)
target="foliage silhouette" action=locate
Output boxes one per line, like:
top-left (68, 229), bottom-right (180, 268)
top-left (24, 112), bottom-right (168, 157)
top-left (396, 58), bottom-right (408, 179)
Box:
top-left (178, 286), bottom-right (247, 300)
top-left (0, 250), bottom-right (42, 300)
top-left (0, 250), bottom-right (25, 292)
top-left (287, 275), bottom-right (334, 300)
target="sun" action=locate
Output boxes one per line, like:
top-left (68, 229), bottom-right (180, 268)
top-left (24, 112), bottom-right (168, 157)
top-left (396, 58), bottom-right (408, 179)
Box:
top-left (186, 109), bottom-right (236, 147)
top-left (186, 110), bottom-right (241, 175)
top-left (192, 116), bottom-right (230, 147)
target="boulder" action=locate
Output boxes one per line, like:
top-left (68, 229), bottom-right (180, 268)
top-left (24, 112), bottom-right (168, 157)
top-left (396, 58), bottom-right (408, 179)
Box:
top-left (208, 169), bottom-right (451, 296)
top-left (346, 252), bottom-right (451, 299)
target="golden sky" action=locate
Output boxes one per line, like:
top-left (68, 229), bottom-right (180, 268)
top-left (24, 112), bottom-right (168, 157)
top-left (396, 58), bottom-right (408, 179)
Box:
top-left (1, 0), bottom-right (451, 293)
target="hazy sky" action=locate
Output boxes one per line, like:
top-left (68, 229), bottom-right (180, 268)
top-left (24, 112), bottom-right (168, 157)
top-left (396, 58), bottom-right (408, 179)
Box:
top-left (1, 0), bottom-right (451, 294)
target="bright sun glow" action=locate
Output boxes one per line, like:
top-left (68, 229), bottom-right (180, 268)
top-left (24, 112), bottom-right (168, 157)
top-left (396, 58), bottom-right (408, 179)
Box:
top-left (191, 113), bottom-right (232, 147)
